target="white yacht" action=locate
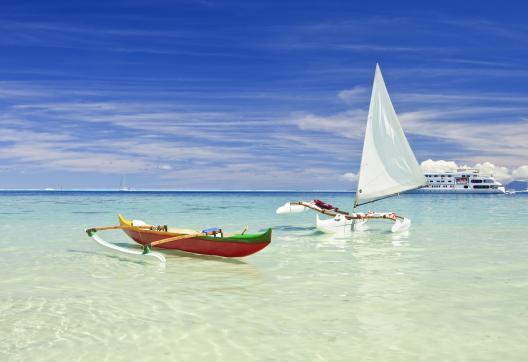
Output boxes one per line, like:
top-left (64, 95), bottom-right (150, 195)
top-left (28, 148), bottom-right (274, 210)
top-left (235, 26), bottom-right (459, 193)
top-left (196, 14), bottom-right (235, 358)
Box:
top-left (417, 169), bottom-right (505, 193)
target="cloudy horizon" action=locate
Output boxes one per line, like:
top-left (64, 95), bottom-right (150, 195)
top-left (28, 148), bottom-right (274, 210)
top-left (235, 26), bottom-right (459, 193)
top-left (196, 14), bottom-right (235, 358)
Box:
top-left (1, 2), bottom-right (527, 190)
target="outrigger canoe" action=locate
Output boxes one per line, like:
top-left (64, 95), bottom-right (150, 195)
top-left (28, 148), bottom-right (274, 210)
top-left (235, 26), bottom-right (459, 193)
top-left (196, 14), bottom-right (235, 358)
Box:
top-left (86, 214), bottom-right (272, 262)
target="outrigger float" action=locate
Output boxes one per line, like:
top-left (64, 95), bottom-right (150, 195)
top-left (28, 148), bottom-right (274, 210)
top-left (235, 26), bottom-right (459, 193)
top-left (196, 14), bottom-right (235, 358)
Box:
top-left (277, 64), bottom-right (427, 233)
top-left (86, 214), bottom-right (272, 263)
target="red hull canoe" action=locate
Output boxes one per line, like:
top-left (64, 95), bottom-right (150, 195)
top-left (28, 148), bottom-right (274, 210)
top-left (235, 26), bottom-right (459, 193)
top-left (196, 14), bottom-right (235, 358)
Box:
top-left (119, 215), bottom-right (272, 258)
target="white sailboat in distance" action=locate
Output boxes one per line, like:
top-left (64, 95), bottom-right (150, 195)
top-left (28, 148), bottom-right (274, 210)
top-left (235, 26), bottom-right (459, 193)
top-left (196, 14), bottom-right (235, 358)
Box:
top-left (119, 176), bottom-right (131, 192)
top-left (276, 64), bottom-right (427, 233)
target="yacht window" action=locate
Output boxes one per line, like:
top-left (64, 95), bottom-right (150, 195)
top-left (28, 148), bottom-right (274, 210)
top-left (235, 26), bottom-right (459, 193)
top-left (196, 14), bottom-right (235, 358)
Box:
top-left (473, 185), bottom-right (490, 189)
top-left (471, 179), bottom-right (483, 183)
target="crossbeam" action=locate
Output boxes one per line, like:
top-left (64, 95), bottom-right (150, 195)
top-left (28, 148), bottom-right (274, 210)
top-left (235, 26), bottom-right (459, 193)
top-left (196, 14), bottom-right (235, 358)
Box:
top-left (290, 201), bottom-right (403, 221)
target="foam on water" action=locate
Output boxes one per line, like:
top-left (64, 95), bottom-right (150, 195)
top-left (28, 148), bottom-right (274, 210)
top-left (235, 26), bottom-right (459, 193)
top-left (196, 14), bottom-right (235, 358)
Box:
top-left (0, 191), bottom-right (527, 361)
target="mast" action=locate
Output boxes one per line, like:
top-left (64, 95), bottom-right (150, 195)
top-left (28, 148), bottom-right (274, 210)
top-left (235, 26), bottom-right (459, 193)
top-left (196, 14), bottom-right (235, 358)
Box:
top-left (119, 176), bottom-right (129, 191)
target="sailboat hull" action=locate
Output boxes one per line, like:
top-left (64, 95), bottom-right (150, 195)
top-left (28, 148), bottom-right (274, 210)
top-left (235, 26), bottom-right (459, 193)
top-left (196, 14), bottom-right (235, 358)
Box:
top-left (316, 215), bottom-right (368, 234)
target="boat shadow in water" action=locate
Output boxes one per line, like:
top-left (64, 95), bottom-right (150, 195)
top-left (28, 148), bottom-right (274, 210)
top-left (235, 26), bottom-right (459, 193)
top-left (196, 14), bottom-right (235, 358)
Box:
top-left (151, 248), bottom-right (248, 265)
top-left (316, 227), bottom-right (411, 245)
top-left (67, 249), bottom-right (162, 266)
top-left (74, 242), bottom-right (248, 265)
top-left (69, 246), bottom-right (248, 265)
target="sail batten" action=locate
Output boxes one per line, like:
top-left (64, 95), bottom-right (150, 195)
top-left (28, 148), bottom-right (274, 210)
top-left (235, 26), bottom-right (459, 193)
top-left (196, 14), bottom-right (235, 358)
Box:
top-left (354, 64), bottom-right (426, 207)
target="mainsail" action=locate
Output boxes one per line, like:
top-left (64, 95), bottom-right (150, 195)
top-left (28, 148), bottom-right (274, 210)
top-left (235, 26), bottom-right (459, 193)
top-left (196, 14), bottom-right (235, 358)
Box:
top-left (354, 64), bottom-right (426, 207)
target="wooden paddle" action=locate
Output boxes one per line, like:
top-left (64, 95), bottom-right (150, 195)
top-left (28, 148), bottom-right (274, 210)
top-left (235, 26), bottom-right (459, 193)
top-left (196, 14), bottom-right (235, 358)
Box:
top-left (150, 233), bottom-right (203, 247)
top-left (150, 227), bottom-right (225, 247)
top-left (88, 225), bottom-right (222, 248)
top-left (89, 225), bottom-right (153, 232)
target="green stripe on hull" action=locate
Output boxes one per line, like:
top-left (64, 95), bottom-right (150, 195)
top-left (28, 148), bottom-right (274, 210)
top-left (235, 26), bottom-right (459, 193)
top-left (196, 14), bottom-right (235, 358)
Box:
top-left (200, 228), bottom-right (272, 244)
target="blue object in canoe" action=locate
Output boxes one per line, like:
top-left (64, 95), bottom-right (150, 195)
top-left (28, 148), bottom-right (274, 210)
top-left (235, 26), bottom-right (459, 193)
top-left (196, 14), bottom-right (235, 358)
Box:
top-left (202, 227), bottom-right (223, 236)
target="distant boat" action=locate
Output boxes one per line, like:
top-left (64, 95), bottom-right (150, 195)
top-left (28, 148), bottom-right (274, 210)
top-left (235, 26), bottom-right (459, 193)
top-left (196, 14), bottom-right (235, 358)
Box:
top-left (44, 187), bottom-right (56, 191)
top-left (119, 176), bottom-right (131, 192)
top-left (416, 169), bottom-right (505, 194)
top-left (276, 64), bottom-right (427, 233)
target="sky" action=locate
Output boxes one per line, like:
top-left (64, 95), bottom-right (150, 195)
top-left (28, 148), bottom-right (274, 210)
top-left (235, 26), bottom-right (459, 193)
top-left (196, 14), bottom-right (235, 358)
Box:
top-left (1, 0), bottom-right (527, 190)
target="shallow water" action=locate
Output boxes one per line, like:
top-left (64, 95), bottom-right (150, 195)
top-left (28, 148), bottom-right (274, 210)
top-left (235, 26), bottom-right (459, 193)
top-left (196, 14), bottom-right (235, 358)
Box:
top-left (1, 191), bottom-right (527, 361)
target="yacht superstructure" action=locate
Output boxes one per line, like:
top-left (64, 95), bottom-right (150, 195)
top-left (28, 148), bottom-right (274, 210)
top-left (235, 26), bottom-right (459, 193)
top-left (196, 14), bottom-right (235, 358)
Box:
top-left (417, 169), bottom-right (505, 193)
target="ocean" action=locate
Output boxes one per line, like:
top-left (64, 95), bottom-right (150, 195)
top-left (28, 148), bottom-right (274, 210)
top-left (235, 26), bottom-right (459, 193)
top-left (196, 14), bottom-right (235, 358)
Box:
top-left (1, 191), bottom-right (527, 361)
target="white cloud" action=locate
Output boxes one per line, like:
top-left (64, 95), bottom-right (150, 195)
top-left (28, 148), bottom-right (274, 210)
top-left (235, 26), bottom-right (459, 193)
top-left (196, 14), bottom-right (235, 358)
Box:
top-left (295, 110), bottom-right (366, 139)
top-left (295, 105), bottom-right (528, 168)
top-left (473, 162), bottom-right (511, 183)
top-left (420, 159), bottom-right (459, 172)
top-left (2, 65), bottom-right (528, 190)
top-left (398, 109), bottom-right (528, 166)
top-left (420, 159), bottom-right (528, 183)
top-left (341, 172), bottom-right (358, 182)
top-left (512, 165), bottom-right (528, 180)
top-left (0, 128), bottom-right (73, 142)
top-left (0, 142), bottom-right (154, 174)
top-left (157, 163), bottom-right (347, 190)
top-left (337, 86), bottom-right (366, 104)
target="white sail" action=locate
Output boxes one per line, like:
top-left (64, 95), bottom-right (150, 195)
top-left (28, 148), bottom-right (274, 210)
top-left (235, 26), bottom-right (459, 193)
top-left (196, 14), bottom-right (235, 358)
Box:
top-left (119, 176), bottom-right (130, 191)
top-left (354, 64), bottom-right (426, 207)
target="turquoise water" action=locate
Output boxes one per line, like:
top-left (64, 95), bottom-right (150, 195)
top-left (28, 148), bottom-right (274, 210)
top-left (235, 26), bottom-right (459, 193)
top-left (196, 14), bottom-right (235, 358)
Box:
top-left (1, 191), bottom-right (527, 361)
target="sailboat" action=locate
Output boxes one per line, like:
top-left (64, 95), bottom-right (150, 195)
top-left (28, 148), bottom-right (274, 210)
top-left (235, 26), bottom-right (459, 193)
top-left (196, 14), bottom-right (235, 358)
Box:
top-left (276, 64), bottom-right (427, 233)
top-left (119, 176), bottom-right (131, 192)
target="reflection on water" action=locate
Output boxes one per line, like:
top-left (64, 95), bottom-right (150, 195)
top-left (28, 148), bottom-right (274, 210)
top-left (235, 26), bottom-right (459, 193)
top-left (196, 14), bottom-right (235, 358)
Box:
top-left (1, 192), bottom-right (528, 360)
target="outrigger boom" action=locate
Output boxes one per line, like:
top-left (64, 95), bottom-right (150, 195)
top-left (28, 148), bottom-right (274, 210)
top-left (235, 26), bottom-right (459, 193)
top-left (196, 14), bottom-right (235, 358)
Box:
top-left (277, 200), bottom-right (403, 220)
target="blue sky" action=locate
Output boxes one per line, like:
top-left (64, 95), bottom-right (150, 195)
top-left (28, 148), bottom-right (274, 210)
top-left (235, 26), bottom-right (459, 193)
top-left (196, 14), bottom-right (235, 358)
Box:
top-left (1, 0), bottom-right (527, 189)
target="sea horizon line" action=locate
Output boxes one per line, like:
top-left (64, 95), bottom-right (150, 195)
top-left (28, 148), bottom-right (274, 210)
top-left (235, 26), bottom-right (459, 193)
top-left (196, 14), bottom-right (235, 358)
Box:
top-left (0, 188), bottom-right (356, 193)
